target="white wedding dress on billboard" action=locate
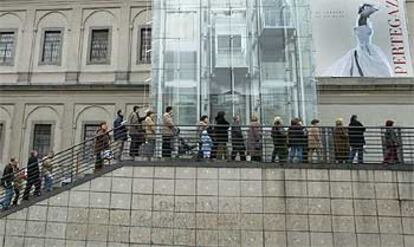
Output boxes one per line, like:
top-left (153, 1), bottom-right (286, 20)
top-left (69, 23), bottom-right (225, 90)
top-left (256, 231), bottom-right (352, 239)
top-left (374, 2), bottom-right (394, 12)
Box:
top-left (324, 4), bottom-right (393, 77)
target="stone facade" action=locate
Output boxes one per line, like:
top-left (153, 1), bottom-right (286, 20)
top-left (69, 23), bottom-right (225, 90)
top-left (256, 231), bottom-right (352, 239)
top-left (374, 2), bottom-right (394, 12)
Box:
top-left (0, 0), bottom-right (152, 165)
top-left (317, 77), bottom-right (414, 126)
top-left (0, 166), bottom-right (413, 247)
top-left (0, 0), bottom-right (414, 167)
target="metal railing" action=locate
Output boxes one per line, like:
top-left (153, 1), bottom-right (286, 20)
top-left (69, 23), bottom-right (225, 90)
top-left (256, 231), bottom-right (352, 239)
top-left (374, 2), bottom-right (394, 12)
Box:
top-left (0, 124), bottom-right (413, 213)
top-left (0, 127), bottom-right (122, 213)
top-left (115, 124), bottom-right (414, 166)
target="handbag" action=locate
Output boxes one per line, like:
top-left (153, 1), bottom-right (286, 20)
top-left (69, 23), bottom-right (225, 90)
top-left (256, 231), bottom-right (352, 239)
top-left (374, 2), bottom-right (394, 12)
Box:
top-left (102, 150), bottom-right (113, 160)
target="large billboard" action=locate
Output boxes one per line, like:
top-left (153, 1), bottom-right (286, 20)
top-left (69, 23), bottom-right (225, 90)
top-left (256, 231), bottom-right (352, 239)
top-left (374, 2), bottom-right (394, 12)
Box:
top-left (311, 0), bottom-right (413, 77)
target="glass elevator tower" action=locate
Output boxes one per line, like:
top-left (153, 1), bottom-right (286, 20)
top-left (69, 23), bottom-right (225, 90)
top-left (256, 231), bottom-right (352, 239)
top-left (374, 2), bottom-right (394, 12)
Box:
top-left (152, 0), bottom-right (316, 125)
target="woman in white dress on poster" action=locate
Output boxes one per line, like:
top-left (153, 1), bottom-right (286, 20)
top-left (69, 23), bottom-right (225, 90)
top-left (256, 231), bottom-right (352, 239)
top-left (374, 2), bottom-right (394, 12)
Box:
top-left (324, 3), bottom-right (393, 77)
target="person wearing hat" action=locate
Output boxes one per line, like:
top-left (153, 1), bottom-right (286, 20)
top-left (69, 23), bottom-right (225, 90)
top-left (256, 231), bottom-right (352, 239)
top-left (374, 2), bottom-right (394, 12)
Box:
top-left (308, 119), bottom-right (321, 163)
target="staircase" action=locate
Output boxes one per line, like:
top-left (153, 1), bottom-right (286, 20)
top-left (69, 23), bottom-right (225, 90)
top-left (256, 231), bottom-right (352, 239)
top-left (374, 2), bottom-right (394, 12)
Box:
top-left (0, 127), bottom-right (126, 218)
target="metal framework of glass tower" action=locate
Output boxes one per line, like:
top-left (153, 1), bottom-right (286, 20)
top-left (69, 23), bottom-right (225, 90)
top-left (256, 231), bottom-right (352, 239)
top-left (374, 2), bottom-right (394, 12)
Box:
top-left (152, 0), bottom-right (316, 125)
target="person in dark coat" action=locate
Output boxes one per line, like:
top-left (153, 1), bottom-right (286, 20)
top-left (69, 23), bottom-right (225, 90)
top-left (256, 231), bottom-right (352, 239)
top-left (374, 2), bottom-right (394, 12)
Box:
top-left (288, 119), bottom-right (306, 163)
top-left (213, 111), bottom-right (230, 160)
top-left (271, 117), bottom-right (288, 164)
top-left (348, 115), bottom-right (366, 164)
top-left (22, 150), bottom-right (41, 200)
top-left (113, 110), bottom-right (128, 160)
top-left (0, 159), bottom-right (15, 209)
top-left (231, 116), bottom-right (246, 161)
top-left (95, 122), bottom-right (110, 171)
top-left (128, 106), bottom-right (146, 158)
top-left (383, 120), bottom-right (400, 164)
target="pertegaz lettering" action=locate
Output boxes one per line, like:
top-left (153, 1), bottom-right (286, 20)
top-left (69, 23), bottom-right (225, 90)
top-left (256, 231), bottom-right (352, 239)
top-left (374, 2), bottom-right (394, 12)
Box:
top-left (386, 0), bottom-right (409, 74)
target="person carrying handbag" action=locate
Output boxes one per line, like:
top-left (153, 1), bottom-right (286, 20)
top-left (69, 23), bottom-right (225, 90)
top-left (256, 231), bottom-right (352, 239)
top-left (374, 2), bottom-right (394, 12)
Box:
top-left (95, 122), bottom-right (110, 171)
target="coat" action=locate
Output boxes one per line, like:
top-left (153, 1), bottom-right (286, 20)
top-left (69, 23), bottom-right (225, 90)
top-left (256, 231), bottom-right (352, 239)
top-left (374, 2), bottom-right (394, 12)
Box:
top-left (200, 134), bottom-right (213, 152)
top-left (214, 116), bottom-right (230, 143)
top-left (334, 126), bottom-right (350, 161)
top-left (231, 122), bottom-right (245, 147)
top-left (308, 126), bottom-right (321, 149)
top-left (42, 157), bottom-right (53, 177)
top-left (247, 121), bottom-right (261, 154)
top-left (349, 120), bottom-right (366, 147)
top-left (128, 112), bottom-right (145, 136)
top-left (384, 128), bottom-right (399, 148)
top-left (144, 116), bottom-right (156, 140)
top-left (271, 125), bottom-right (288, 148)
top-left (13, 166), bottom-right (26, 190)
top-left (113, 116), bottom-right (128, 141)
top-left (95, 128), bottom-right (110, 154)
top-left (27, 155), bottom-right (40, 179)
top-left (1, 164), bottom-right (14, 189)
top-left (288, 125), bottom-right (306, 146)
top-left (162, 112), bottom-right (175, 137)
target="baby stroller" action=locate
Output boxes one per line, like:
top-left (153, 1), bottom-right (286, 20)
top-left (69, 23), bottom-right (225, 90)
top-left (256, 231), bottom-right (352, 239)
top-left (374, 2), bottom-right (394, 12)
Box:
top-left (176, 128), bottom-right (197, 157)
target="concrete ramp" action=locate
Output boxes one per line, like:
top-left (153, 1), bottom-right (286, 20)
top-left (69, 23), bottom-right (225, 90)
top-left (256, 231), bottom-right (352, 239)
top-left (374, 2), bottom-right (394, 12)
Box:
top-left (1, 165), bottom-right (413, 247)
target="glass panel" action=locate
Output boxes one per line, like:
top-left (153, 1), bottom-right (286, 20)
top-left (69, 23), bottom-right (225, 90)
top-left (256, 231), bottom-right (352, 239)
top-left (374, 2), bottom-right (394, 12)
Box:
top-left (90, 29), bottom-right (109, 63)
top-left (0, 32), bottom-right (15, 64)
top-left (32, 124), bottom-right (52, 159)
top-left (152, 0), bottom-right (316, 125)
top-left (42, 30), bottom-right (62, 64)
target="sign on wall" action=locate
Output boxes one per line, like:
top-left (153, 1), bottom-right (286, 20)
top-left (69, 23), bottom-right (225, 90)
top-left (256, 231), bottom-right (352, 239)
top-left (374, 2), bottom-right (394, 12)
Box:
top-left (311, 0), bottom-right (413, 77)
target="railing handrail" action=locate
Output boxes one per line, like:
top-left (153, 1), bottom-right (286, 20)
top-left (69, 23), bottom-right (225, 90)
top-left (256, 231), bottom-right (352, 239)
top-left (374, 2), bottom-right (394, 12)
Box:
top-left (1, 124), bottom-right (413, 214)
top-left (5, 124), bottom-right (414, 174)
top-left (125, 124), bottom-right (414, 129)
top-left (3, 127), bottom-right (118, 185)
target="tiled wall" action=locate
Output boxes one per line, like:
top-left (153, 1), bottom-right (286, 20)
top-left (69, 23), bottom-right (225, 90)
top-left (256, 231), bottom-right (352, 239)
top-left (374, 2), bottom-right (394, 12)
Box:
top-left (0, 166), bottom-right (413, 247)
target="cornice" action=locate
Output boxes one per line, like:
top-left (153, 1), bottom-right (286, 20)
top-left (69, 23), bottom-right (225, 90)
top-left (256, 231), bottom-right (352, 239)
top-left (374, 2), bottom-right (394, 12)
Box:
top-left (317, 77), bottom-right (414, 92)
top-left (0, 83), bottom-right (148, 92)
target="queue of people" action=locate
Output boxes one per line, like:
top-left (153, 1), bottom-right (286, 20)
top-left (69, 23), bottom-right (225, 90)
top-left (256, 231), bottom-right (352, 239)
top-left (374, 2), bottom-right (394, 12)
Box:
top-left (0, 150), bottom-right (54, 210)
top-left (0, 109), bottom-right (404, 210)
top-left (189, 113), bottom-right (401, 165)
top-left (110, 106), bottom-right (403, 166)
